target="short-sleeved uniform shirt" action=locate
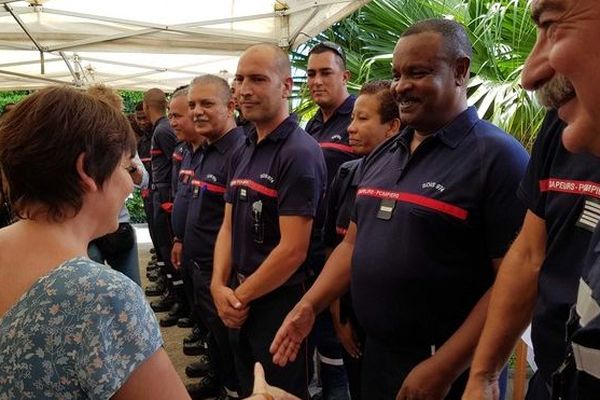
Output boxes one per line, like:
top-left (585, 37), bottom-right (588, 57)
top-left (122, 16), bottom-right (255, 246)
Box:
top-left (183, 127), bottom-right (245, 269)
top-left (324, 157), bottom-right (363, 248)
top-left (518, 109), bottom-right (600, 381)
top-left (305, 95), bottom-right (358, 188)
top-left (171, 143), bottom-right (203, 240)
top-left (225, 115), bottom-right (326, 282)
top-left (150, 116), bottom-right (177, 186)
top-left (0, 257), bottom-right (163, 399)
top-left (351, 107), bottom-right (529, 347)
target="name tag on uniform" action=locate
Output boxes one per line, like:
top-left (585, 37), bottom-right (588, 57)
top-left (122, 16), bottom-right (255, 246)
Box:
top-left (577, 197), bottom-right (600, 232)
top-left (377, 199), bottom-right (396, 220)
top-left (239, 188), bottom-right (248, 201)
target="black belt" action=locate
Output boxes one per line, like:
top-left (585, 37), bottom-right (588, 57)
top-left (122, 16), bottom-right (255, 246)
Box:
top-left (235, 270), bottom-right (306, 287)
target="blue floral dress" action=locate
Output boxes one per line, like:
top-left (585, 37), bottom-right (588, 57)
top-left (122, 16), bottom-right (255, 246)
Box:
top-left (0, 257), bottom-right (163, 399)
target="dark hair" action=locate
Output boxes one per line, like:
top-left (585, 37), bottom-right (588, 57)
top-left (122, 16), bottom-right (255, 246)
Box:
top-left (309, 41), bottom-right (347, 69)
top-left (0, 86), bottom-right (136, 222)
top-left (135, 101), bottom-right (144, 112)
top-left (359, 80), bottom-right (399, 123)
top-left (402, 18), bottom-right (472, 60)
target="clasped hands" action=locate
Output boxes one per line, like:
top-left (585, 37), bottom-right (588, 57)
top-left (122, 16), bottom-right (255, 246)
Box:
top-left (211, 284), bottom-right (249, 328)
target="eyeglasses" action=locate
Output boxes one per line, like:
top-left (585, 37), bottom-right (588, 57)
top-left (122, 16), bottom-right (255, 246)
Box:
top-left (309, 41), bottom-right (346, 64)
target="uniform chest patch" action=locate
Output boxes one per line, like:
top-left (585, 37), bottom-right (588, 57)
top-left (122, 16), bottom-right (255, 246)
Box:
top-left (577, 197), bottom-right (600, 232)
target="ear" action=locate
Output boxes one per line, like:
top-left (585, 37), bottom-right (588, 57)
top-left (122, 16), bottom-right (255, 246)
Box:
top-left (76, 153), bottom-right (98, 193)
top-left (226, 97), bottom-right (236, 116)
top-left (282, 76), bottom-right (293, 99)
top-left (454, 57), bottom-right (471, 86)
top-left (385, 118), bottom-right (402, 138)
top-left (342, 69), bottom-right (351, 83)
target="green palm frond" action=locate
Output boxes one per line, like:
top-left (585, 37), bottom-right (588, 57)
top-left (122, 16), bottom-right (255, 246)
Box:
top-left (291, 0), bottom-right (543, 149)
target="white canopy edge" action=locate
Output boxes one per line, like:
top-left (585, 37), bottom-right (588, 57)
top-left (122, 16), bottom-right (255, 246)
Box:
top-left (0, 0), bottom-right (371, 91)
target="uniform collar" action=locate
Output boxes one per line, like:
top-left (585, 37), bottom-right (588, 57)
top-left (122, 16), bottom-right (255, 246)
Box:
top-left (313, 94), bottom-right (356, 123)
top-left (152, 115), bottom-right (168, 130)
top-left (399, 106), bottom-right (479, 150)
top-left (207, 126), bottom-right (244, 154)
top-left (246, 114), bottom-right (298, 145)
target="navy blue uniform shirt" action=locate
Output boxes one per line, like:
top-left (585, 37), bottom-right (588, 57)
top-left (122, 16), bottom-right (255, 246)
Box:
top-left (171, 141), bottom-right (186, 198)
top-left (306, 95), bottom-right (358, 187)
top-left (351, 107), bottom-right (529, 347)
top-left (183, 127), bottom-right (245, 268)
top-left (324, 158), bottom-right (363, 248)
top-left (518, 110), bottom-right (600, 382)
top-left (171, 143), bottom-right (203, 240)
top-left (225, 115), bottom-right (326, 281)
top-left (150, 116), bottom-right (177, 186)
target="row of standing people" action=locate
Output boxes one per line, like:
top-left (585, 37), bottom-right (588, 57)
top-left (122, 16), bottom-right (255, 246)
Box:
top-left (140, 19), bottom-right (530, 400)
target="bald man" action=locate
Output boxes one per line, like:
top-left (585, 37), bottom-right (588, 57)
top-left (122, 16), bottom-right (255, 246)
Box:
top-left (211, 44), bottom-right (326, 399)
top-left (143, 88), bottom-right (179, 313)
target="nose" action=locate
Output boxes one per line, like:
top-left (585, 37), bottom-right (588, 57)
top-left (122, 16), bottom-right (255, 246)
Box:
top-left (238, 78), bottom-right (251, 97)
top-left (390, 77), bottom-right (410, 101)
top-left (521, 34), bottom-right (555, 91)
top-left (192, 103), bottom-right (204, 119)
top-left (347, 118), bottom-right (357, 135)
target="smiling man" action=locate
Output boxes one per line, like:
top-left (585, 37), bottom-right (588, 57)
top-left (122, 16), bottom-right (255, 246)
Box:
top-left (211, 43), bottom-right (326, 399)
top-left (271, 19), bottom-right (529, 400)
top-left (464, 1), bottom-right (600, 399)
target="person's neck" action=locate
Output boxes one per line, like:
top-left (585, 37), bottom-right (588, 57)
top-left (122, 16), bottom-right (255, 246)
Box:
top-left (320, 92), bottom-right (349, 122)
top-left (148, 110), bottom-right (165, 125)
top-left (7, 217), bottom-right (92, 261)
top-left (410, 102), bottom-right (468, 153)
top-left (255, 112), bottom-right (289, 143)
top-left (204, 119), bottom-right (237, 146)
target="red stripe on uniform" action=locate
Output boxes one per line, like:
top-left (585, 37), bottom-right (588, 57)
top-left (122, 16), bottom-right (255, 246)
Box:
top-left (320, 142), bottom-right (354, 153)
top-left (150, 149), bottom-right (163, 155)
top-left (191, 179), bottom-right (226, 194)
top-left (172, 152), bottom-right (184, 161)
top-left (539, 178), bottom-right (600, 199)
top-left (357, 187), bottom-right (468, 220)
top-left (140, 157), bottom-right (151, 162)
top-left (230, 179), bottom-right (278, 198)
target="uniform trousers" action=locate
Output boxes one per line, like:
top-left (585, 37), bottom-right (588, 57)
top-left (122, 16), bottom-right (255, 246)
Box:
top-left (229, 282), bottom-right (309, 399)
top-left (141, 189), bottom-right (160, 259)
top-left (151, 186), bottom-right (176, 275)
top-left (361, 336), bottom-right (469, 400)
top-left (191, 263), bottom-right (238, 392)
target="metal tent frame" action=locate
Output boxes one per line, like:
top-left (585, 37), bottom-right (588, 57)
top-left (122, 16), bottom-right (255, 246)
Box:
top-left (0, 0), bottom-right (370, 90)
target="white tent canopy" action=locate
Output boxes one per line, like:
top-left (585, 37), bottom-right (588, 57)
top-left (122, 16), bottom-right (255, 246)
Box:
top-left (0, 0), bottom-right (370, 91)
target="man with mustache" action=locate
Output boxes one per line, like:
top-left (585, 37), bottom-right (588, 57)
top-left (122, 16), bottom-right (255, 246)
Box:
top-left (464, 1), bottom-right (600, 398)
top-left (271, 19), bottom-right (529, 399)
top-left (180, 75), bottom-right (245, 399)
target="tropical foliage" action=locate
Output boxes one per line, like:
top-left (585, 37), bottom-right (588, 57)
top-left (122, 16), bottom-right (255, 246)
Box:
top-left (292, 0), bottom-right (545, 149)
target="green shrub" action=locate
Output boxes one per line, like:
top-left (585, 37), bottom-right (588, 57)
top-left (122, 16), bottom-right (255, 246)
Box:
top-left (126, 189), bottom-right (147, 223)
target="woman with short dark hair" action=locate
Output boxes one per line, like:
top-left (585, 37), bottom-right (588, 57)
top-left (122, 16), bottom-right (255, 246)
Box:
top-left (0, 86), bottom-right (189, 399)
